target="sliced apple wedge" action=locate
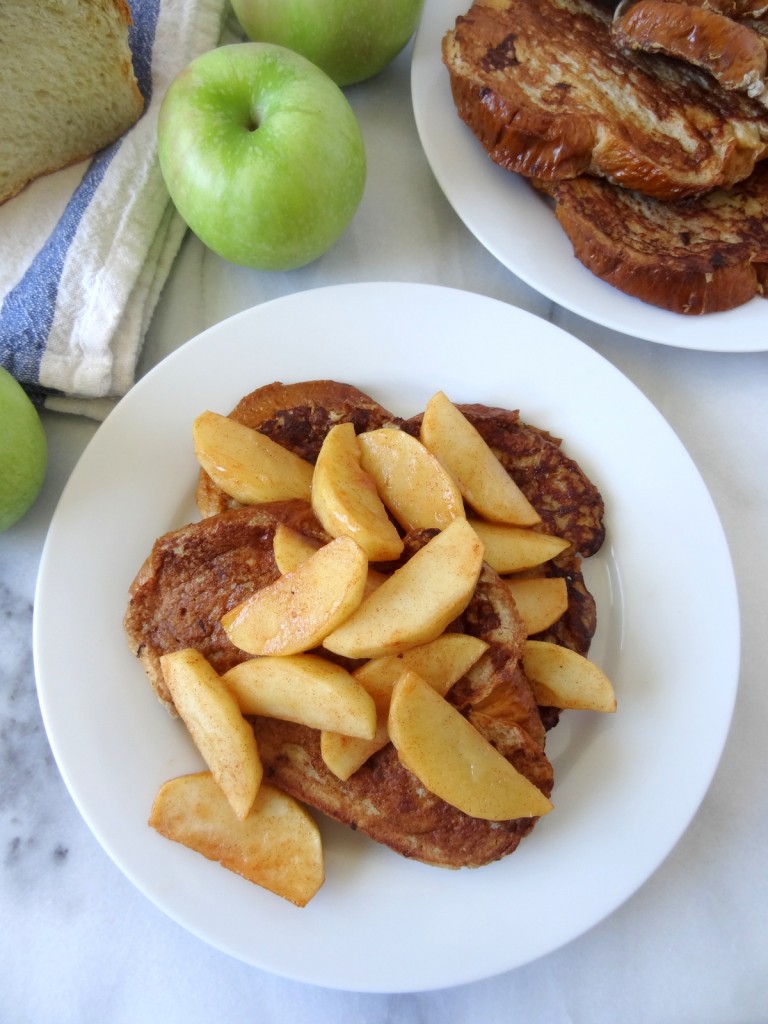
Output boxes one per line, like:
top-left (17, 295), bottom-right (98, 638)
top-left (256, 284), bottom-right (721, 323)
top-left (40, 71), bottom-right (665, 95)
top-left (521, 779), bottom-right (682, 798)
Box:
top-left (322, 516), bottom-right (484, 660)
top-left (388, 671), bottom-right (553, 820)
top-left (272, 523), bottom-right (323, 573)
top-left (160, 649), bottom-right (262, 820)
top-left (505, 577), bottom-right (569, 635)
top-left (193, 411), bottom-right (313, 505)
top-left (223, 654), bottom-right (376, 740)
top-left (354, 633), bottom-right (489, 698)
top-left (221, 535), bottom-right (367, 656)
top-left (420, 391), bottom-right (540, 526)
top-left (149, 773), bottom-right (324, 907)
top-left (522, 640), bottom-right (617, 712)
top-left (321, 633), bottom-right (489, 780)
top-left (357, 426), bottom-right (464, 531)
top-left (469, 520), bottom-right (570, 573)
top-left (273, 523), bottom-right (386, 596)
top-left (311, 421), bottom-right (404, 561)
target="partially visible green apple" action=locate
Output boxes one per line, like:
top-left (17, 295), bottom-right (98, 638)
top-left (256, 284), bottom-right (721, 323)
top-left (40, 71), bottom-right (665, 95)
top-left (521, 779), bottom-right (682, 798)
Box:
top-left (0, 367), bottom-right (47, 532)
top-left (231, 0), bottom-right (426, 86)
top-left (157, 43), bottom-right (366, 271)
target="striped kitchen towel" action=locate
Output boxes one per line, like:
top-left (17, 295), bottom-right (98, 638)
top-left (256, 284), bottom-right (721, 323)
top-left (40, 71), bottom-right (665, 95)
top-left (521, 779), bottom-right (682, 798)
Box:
top-left (0, 0), bottom-right (229, 419)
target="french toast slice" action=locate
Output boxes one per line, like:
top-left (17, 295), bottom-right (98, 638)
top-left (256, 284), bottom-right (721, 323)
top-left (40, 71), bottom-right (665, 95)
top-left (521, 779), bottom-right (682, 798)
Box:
top-left (442, 0), bottom-right (768, 199)
top-left (612, 0), bottom-right (768, 100)
top-left (533, 161), bottom-right (768, 313)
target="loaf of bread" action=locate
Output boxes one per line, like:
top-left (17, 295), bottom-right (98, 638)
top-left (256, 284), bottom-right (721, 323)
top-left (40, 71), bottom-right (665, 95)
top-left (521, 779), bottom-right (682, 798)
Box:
top-left (0, 0), bottom-right (144, 205)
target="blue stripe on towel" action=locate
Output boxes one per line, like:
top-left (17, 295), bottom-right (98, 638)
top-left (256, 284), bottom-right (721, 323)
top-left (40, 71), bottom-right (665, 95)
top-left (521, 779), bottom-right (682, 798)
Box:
top-left (0, 0), bottom-right (161, 388)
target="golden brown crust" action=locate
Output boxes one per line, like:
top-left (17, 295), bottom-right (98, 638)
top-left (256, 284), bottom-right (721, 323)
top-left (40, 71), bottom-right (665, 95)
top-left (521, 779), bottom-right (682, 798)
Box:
top-left (612, 0), bottom-right (767, 97)
top-left (625, 0), bottom-right (768, 21)
top-left (442, 0), bottom-right (768, 199)
top-left (534, 162), bottom-right (768, 314)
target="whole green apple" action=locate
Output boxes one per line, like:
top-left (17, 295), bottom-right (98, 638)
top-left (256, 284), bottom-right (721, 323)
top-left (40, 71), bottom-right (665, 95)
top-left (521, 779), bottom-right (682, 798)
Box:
top-left (157, 43), bottom-right (366, 271)
top-left (231, 0), bottom-right (426, 86)
top-left (0, 367), bottom-right (47, 532)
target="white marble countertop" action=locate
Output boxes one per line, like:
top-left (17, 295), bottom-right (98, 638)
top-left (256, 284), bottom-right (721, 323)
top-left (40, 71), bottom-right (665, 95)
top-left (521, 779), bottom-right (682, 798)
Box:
top-left (2, 40), bottom-right (768, 1024)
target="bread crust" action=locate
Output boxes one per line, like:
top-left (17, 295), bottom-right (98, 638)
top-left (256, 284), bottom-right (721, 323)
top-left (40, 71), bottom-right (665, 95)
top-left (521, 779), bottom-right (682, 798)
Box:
top-left (534, 162), bottom-right (768, 313)
top-left (442, 0), bottom-right (768, 199)
top-left (613, 0), bottom-right (768, 98)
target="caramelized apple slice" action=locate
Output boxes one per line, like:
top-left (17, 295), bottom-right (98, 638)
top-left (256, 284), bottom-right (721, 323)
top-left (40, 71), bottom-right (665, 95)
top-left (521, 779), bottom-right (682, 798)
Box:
top-left (357, 426), bottom-right (464, 531)
top-left (505, 577), bottom-right (569, 635)
top-left (223, 654), bottom-right (376, 740)
top-left (193, 411), bottom-right (313, 505)
top-left (221, 535), bottom-right (367, 656)
top-left (522, 640), bottom-right (617, 712)
top-left (160, 648), bottom-right (262, 820)
top-left (388, 671), bottom-right (553, 820)
top-left (469, 519), bottom-right (569, 573)
top-left (420, 391), bottom-right (540, 526)
top-left (272, 523), bottom-right (386, 596)
top-left (149, 773), bottom-right (324, 906)
top-left (311, 421), bottom-right (403, 561)
top-left (322, 517), bottom-right (484, 659)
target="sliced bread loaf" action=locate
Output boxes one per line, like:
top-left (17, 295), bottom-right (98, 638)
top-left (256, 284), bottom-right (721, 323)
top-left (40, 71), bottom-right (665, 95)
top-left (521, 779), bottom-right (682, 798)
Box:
top-left (0, 0), bottom-right (144, 204)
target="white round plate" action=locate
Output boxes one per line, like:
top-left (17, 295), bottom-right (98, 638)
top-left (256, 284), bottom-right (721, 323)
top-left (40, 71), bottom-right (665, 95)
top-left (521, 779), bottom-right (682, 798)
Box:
top-left (34, 283), bottom-right (739, 992)
top-left (411, 0), bottom-right (768, 352)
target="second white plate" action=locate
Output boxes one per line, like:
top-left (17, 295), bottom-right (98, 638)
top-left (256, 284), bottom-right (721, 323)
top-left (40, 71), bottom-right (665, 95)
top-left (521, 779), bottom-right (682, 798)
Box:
top-left (411, 0), bottom-right (768, 351)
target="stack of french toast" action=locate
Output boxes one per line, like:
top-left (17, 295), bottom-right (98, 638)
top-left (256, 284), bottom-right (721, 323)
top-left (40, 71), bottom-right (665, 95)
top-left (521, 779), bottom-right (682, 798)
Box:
top-left (442, 0), bottom-right (768, 314)
top-left (125, 381), bottom-right (612, 890)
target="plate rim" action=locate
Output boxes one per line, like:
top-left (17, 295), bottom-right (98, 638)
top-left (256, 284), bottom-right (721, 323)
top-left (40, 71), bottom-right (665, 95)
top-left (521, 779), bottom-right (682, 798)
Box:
top-left (33, 282), bottom-right (741, 991)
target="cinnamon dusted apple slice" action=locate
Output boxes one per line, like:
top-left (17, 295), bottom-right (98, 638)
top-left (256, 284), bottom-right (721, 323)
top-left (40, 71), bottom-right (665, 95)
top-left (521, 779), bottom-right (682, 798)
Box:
top-left (221, 535), bottom-right (367, 656)
top-left (311, 421), bottom-right (404, 561)
top-left (193, 411), bottom-right (313, 505)
top-left (420, 391), bottom-right (540, 526)
top-left (320, 633), bottom-right (488, 780)
top-left (469, 519), bottom-right (569, 573)
top-left (272, 523), bottom-right (386, 595)
top-left (322, 516), bottom-right (484, 659)
top-left (149, 773), bottom-right (324, 907)
top-left (505, 577), bottom-right (569, 635)
top-left (160, 648), bottom-right (262, 820)
top-left (522, 640), bottom-right (617, 712)
top-left (388, 671), bottom-right (553, 820)
top-left (223, 654), bottom-right (376, 740)
top-left (357, 426), bottom-right (464, 531)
